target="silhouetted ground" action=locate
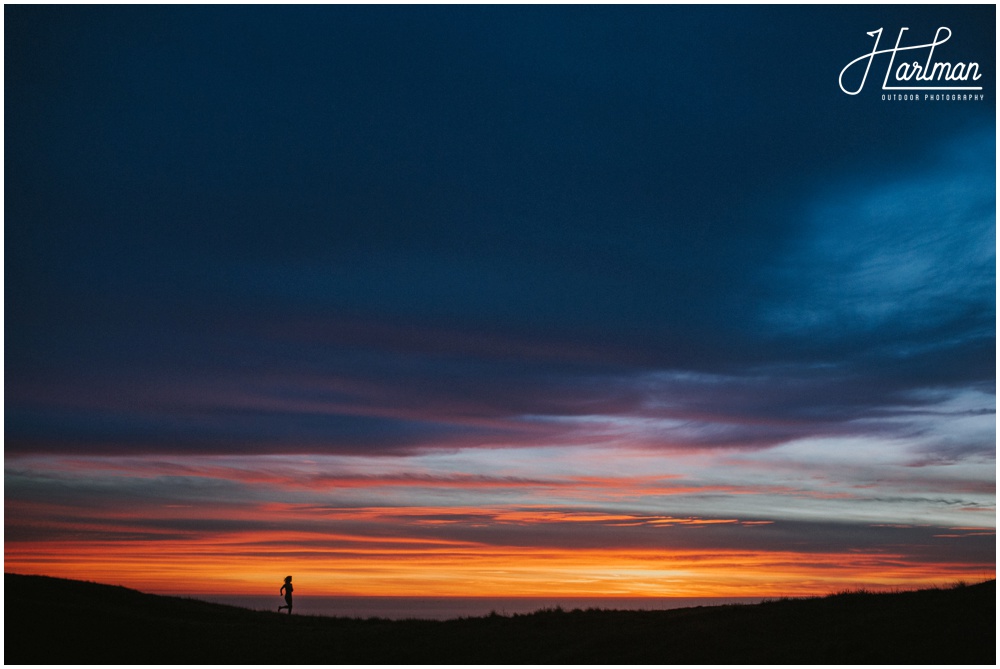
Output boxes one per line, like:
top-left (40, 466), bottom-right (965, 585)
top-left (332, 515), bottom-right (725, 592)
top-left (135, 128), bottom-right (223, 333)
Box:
top-left (4, 573), bottom-right (994, 664)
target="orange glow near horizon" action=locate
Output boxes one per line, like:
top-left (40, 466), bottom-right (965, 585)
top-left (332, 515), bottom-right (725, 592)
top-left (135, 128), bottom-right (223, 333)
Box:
top-left (6, 531), bottom-right (992, 599)
top-left (6, 452), bottom-right (994, 601)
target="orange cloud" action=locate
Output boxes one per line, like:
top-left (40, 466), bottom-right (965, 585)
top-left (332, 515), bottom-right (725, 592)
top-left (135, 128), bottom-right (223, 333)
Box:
top-left (7, 534), bottom-right (990, 599)
top-left (7, 495), bottom-right (992, 598)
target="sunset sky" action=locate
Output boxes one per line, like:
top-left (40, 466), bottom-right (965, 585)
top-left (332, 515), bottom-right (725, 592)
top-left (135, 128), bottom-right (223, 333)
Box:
top-left (5, 5), bottom-right (995, 598)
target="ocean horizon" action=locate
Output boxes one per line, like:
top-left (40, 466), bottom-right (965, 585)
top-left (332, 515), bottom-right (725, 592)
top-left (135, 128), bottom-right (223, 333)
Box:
top-left (193, 594), bottom-right (766, 621)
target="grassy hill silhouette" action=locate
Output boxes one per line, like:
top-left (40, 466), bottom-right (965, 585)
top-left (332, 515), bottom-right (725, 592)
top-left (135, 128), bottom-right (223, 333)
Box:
top-left (5, 573), bottom-right (994, 664)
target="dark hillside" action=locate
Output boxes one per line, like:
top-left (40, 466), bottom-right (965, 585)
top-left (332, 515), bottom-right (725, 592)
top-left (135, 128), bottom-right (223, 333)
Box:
top-left (5, 573), bottom-right (994, 664)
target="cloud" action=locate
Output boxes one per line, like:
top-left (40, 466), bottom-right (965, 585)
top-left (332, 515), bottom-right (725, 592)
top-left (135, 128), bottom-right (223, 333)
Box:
top-left (763, 128), bottom-right (994, 357)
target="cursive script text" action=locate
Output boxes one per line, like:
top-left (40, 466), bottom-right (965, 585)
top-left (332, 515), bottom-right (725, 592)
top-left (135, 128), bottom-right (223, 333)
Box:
top-left (839, 27), bottom-right (982, 95)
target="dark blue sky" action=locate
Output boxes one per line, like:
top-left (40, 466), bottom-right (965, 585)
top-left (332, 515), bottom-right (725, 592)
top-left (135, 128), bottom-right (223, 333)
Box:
top-left (7, 5), bottom-right (994, 457)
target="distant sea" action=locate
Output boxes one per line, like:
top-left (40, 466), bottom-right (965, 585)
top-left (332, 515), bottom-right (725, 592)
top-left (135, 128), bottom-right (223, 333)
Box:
top-left (194, 595), bottom-right (764, 620)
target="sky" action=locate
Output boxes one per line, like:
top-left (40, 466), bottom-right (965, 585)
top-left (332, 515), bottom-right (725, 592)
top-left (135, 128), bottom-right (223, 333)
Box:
top-left (5, 5), bottom-right (996, 598)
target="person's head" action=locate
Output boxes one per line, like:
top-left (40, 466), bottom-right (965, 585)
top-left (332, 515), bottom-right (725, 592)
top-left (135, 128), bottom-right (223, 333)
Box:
top-left (284, 575), bottom-right (292, 583)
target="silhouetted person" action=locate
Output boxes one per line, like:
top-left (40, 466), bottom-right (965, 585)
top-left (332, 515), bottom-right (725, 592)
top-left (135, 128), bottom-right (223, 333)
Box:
top-left (278, 575), bottom-right (293, 614)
